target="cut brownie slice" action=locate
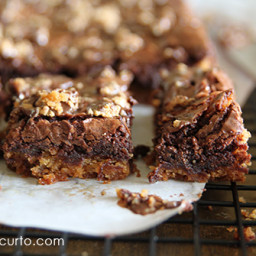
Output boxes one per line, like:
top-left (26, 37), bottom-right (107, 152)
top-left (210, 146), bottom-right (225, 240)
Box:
top-left (148, 65), bottom-right (251, 182)
top-left (3, 67), bottom-right (136, 184)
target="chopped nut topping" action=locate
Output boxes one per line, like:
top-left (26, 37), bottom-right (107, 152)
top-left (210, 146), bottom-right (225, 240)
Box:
top-left (116, 28), bottom-right (144, 53)
top-left (94, 4), bottom-right (120, 34)
top-left (0, 38), bottom-right (34, 59)
top-left (99, 81), bottom-right (122, 96)
top-left (138, 11), bottom-right (154, 25)
top-left (67, 1), bottom-right (93, 33)
top-left (8, 66), bottom-right (135, 119)
top-left (173, 119), bottom-right (181, 127)
top-left (19, 88), bottom-right (79, 117)
top-left (151, 8), bottom-right (176, 36)
top-left (35, 89), bottom-right (79, 116)
top-left (140, 189), bottom-right (149, 198)
top-left (86, 101), bottom-right (121, 118)
top-left (100, 66), bottom-right (116, 79)
top-left (177, 63), bottom-right (189, 75)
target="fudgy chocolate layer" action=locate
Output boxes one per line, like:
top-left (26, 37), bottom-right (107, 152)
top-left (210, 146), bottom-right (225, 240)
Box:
top-left (4, 115), bottom-right (133, 162)
top-left (149, 65), bottom-right (251, 183)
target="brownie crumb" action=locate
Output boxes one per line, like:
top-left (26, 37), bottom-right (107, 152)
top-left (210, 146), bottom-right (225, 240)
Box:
top-left (234, 227), bottom-right (256, 242)
top-left (227, 225), bottom-right (256, 242)
top-left (101, 190), bottom-right (106, 196)
top-left (239, 196), bottom-right (246, 203)
top-left (241, 209), bottom-right (256, 220)
top-left (116, 188), bottom-right (184, 215)
top-left (133, 145), bottom-right (150, 159)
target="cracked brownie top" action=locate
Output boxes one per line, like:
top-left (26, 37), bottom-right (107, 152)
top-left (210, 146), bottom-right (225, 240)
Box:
top-left (8, 66), bottom-right (136, 119)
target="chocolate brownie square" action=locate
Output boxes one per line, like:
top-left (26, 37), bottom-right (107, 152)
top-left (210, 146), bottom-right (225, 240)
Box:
top-left (149, 65), bottom-right (251, 182)
top-left (3, 67), bottom-right (136, 184)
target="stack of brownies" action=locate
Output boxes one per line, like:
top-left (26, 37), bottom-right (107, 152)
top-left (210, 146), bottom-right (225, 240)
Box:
top-left (0, 0), bottom-right (251, 184)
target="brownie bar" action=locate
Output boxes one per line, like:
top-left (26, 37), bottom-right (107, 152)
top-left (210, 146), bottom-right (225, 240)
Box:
top-left (3, 67), bottom-right (136, 184)
top-left (0, 0), bottom-right (213, 86)
top-left (148, 64), bottom-right (251, 182)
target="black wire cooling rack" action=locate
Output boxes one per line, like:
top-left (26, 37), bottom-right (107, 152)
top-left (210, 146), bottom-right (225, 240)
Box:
top-left (0, 88), bottom-right (255, 256)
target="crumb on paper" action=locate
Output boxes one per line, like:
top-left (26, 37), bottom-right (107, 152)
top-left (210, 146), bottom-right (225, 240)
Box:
top-left (239, 196), bottom-right (246, 203)
top-left (116, 188), bottom-right (187, 215)
top-left (179, 193), bottom-right (184, 197)
top-left (197, 193), bottom-right (202, 198)
top-left (101, 190), bottom-right (106, 196)
top-left (140, 189), bottom-right (148, 198)
top-left (234, 227), bottom-right (256, 242)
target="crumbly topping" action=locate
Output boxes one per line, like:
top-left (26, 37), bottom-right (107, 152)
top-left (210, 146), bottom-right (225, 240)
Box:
top-left (66, 1), bottom-right (93, 33)
top-left (0, 0), bottom-right (209, 71)
top-left (93, 4), bottom-right (121, 34)
top-left (86, 100), bottom-right (121, 118)
top-left (7, 74), bottom-right (74, 100)
top-left (35, 89), bottom-right (79, 116)
top-left (173, 119), bottom-right (181, 127)
top-left (151, 7), bottom-right (176, 36)
top-left (10, 67), bottom-right (135, 118)
top-left (116, 27), bottom-right (144, 54)
top-left (0, 38), bottom-right (34, 59)
top-left (18, 88), bottom-right (79, 117)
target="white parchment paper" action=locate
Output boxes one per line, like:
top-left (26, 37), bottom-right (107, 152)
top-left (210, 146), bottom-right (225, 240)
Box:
top-left (0, 105), bottom-right (205, 237)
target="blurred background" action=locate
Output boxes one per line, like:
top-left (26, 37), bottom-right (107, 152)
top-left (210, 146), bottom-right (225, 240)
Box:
top-left (187, 0), bottom-right (256, 105)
